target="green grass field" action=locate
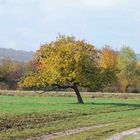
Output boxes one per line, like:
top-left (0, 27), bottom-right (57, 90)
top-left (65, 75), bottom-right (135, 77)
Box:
top-left (0, 91), bottom-right (140, 140)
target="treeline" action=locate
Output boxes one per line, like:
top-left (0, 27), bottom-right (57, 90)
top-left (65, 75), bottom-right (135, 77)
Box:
top-left (107, 47), bottom-right (140, 93)
top-left (0, 59), bottom-right (34, 89)
top-left (0, 36), bottom-right (140, 93)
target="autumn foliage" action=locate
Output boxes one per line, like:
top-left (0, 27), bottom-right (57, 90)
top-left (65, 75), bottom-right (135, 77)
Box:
top-left (117, 47), bottom-right (137, 92)
top-left (19, 35), bottom-right (118, 103)
top-left (99, 46), bottom-right (117, 69)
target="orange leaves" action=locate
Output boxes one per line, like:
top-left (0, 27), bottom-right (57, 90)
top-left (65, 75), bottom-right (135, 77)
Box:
top-left (119, 78), bottom-right (132, 93)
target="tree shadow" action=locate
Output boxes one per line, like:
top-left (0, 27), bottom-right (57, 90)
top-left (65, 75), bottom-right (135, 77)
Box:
top-left (69, 102), bottom-right (140, 108)
top-left (92, 102), bottom-right (140, 108)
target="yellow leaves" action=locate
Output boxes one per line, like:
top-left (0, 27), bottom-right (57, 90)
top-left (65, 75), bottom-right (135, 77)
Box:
top-left (136, 61), bottom-right (140, 68)
top-left (119, 78), bottom-right (129, 92)
top-left (20, 35), bottom-right (98, 88)
top-left (99, 46), bottom-right (117, 69)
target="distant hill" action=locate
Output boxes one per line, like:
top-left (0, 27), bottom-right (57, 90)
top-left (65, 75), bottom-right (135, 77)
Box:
top-left (136, 54), bottom-right (140, 60)
top-left (0, 48), bottom-right (34, 62)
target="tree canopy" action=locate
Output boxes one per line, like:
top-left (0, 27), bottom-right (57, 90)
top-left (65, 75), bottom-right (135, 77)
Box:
top-left (117, 46), bottom-right (137, 92)
top-left (20, 35), bottom-right (118, 103)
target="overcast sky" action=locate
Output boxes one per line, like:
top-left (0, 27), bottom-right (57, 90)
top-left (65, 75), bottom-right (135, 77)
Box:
top-left (0, 0), bottom-right (140, 52)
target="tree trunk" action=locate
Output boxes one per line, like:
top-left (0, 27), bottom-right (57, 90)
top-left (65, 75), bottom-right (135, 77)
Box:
top-left (73, 83), bottom-right (84, 104)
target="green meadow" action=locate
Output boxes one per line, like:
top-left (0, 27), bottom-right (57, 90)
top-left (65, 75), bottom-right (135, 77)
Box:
top-left (0, 92), bottom-right (140, 140)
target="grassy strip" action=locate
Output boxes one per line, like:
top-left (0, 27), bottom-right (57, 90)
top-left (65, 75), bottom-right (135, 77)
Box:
top-left (54, 119), bottom-right (140, 140)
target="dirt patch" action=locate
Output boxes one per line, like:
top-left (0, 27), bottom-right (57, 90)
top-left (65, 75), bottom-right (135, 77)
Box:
top-left (27, 123), bottom-right (113, 140)
top-left (107, 127), bottom-right (140, 140)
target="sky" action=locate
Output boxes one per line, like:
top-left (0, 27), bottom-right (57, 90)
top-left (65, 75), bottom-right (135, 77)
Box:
top-left (0, 0), bottom-right (140, 53)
